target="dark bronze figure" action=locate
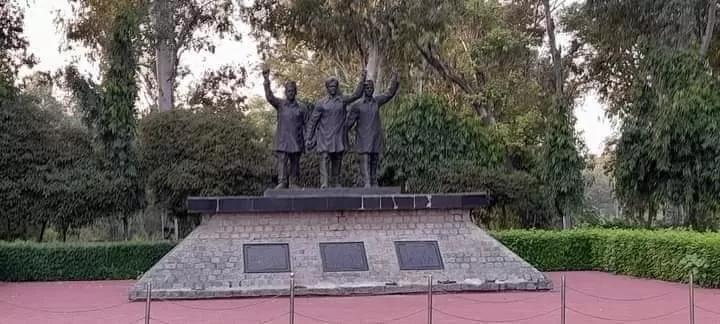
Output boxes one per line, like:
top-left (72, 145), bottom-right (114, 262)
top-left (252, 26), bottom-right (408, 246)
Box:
top-left (305, 71), bottom-right (367, 188)
top-left (263, 68), bottom-right (308, 189)
top-left (346, 71), bottom-right (400, 187)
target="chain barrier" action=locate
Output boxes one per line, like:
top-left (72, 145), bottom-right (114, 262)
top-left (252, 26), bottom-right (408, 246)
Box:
top-left (4, 272), bottom-right (720, 323)
top-left (433, 306), bottom-right (561, 323)
top-left (147, 317), bottom-right (174, 324)
top-left (696, 304), bottom-right (720, 316)
top-left (127, 316), bottom-right (146, 324)
top-left (158, 292), bottom-right (285, 311)
top-left (433, 284), bottom-right (552, 304)
top-left (565, 285), bottom-right (675, 302)
top-left (258, 312), bottom-right (290, 324)
top-left (566, 305), bottom-right (688, 322)
top-left (0, 298), bottom-right (130, 314)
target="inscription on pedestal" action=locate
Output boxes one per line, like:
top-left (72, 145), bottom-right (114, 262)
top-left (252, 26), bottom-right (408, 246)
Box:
top-left (243, 243), bottom-right (291, 273)
top-left (394, 241), bottom-right (444, 270)
top-left (319, 242), bottom-right (369, 272)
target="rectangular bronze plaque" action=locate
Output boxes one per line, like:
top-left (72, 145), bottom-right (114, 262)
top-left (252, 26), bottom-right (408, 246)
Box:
top-left (319, 242), bottom-right (369, 272)
top-left (394, 241), bottom-right (444, 270)
top-left (243, 243), bottom-right (291, 273)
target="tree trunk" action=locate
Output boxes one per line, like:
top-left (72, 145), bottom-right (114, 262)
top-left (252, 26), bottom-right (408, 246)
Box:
top-left (556, 199), bottom-right (568, 230)
top-left (154, 0), bottom-right (175, 111)
top-left (702, 0), bottom-right (717, 56)
top-left (60, 223), bottom-right (70, 242)
top-left (161, 208), bottom-right (166, 240)
top-left (173, 217), bottom-right (179, 241)
top-left (415, 41), bottom-right (496, 125)
top-left (646, 202), bottom-right (656, 228)
top-left (122, 215), bottom-right (130, 240)
top-left (36, 220), bottom-right (47, 242)
top-left (365, 41), bottom-right (384, 94)
top-left (543, 0), bottom-right (564, 98)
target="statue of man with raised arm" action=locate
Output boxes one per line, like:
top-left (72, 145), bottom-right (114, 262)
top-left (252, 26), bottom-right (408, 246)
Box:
top-left (346, 71), bottom-right (400, 187)
top-left (262, 68), bottom-right (308, 189)
top-left (305, 70), bottom-right (367, 188)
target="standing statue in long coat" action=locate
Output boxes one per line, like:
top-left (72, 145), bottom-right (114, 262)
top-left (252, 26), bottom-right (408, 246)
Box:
top-left (305, 71), bottom-right (366, 188)
top-left (262, 68), bottom-right (308, 189)
top-left (346, 71), bottom-right (400, 187)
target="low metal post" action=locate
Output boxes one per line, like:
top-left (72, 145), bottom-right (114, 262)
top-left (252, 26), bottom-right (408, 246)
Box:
top-left (427, 275), bottom-right (433, 324)
top-left (145, 283), bottom-right (152, 324)
top-left (289, 273), bottom-right (295, 324)
top-left (561, 275), bottom-right (566, 324)
top-left (689, 272), bottom-right (695, 324)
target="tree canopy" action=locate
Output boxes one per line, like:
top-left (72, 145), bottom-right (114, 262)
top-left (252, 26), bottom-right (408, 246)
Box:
top-left (10, 0), bottom-right (720, 241)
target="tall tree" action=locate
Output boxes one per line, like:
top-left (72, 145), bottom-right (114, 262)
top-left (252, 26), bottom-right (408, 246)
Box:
top-left (59, 0), bottom-right (245, 110)
top-left (0, 0), bottom-right (42, 240)
top-left (566, 0), bottom-right (720, 229)
top-left (415, 0), bottom-right (550, 124)
top-left (246, 0), bottom-right (562, 127)
top-left (563, 0), bottom-right (718, 115)
top-left (0, 0), bottom-right (37, 96)
top-left (244, 0), bottom-right (461, 86)
top-left (536, 0), bottom-right (586, 229)
top-left (611, 48), bottom-right (720, 230)
top-left (65, 7), bottom-right (144, 239)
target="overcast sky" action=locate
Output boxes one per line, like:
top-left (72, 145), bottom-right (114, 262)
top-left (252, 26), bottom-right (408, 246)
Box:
top-left (17, 0), bottom-right (615, 155)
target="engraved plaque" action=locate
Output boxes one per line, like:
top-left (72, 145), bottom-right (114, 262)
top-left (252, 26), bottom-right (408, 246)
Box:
top-left (243, 243), bottom-right (291, 273)
top-left (319, 242), bottom-right (369, 272)
top-left (394, 241), bottom-right (444, 270)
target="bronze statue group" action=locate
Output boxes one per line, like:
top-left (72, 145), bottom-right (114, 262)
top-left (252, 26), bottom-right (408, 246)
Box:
top-left (262, 68), bottom-right (400, 189)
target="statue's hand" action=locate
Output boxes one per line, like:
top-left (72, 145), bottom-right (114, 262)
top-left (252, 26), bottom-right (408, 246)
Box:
top-left (361, 69), bottom-right (367, 79)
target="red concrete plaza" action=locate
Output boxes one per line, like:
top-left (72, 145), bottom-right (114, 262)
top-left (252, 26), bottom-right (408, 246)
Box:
top-left (2, 271), bottom-right (720, 324)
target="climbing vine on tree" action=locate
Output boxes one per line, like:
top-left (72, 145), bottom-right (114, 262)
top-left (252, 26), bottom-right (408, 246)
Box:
top-left (64, 7), bottom-right (144, 239)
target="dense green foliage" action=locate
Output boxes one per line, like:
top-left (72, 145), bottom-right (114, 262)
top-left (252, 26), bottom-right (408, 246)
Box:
top-left (383, 94), bottom-right (505, 187)
top-left (495, 229), bottom-right (720, 287)
top-left (0, 241), bottom-right (175, 281)
top-left (137, 107), bottom-right (274, 213)
top-left (7, 0), bottom-right (720, 241)
top-left (536, 105), bottom-right (587, 228)
top-left (95, 9), bottom-right (144, 216)
top-left (564, 0), bottom-right (720, 229)
top-left (608, 48), bottom-right (720, 230)
top-left (0, 0), bottom-right (37, 96)
top-left (62, 8), bottom-right (145, 239)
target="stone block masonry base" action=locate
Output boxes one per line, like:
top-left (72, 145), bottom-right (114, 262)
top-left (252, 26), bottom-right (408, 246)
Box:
top-left (128, 210), bottom-right (552, 300)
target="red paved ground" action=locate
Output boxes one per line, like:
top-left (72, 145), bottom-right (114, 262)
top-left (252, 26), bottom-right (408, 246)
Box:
top-left (1, 271), bottom-right (720, 324)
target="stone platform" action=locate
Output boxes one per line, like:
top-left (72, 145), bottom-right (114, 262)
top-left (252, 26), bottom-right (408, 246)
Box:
top-left (129, 190), bottom-right (551, 300)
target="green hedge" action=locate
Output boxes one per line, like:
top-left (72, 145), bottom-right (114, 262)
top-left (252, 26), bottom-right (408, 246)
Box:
top-left (3, 229), bottom-right (720, 288)
top-left (0, 241), bottom-right (176, 281)
top-left (493, 229), bottom-right (720, 288)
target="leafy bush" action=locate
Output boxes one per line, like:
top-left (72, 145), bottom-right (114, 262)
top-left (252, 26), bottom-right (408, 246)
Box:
top-left (137, 106), bottom-right (275, 214)
top-left (494, 229), bottom-right (720, 288)
top-left (382, 94), bottom-right (506, 187)
top-left (0, 241), bottom-right (175, 281)
top-left (408, 160), bottom-right (555, 229)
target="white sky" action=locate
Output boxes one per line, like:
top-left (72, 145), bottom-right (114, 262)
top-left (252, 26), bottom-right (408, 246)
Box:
top-left (18, 0), bottom-right (615, 155)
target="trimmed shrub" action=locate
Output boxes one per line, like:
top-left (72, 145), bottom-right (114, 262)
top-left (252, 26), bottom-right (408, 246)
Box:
top-left (4, 229), bottom-right (720, 289)
top-left (493, 229), bottom-right (720, 288)
top-left (493, 229), bottom-right (600, 271)
top-left (0, 241), bottom-right (176, 281)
